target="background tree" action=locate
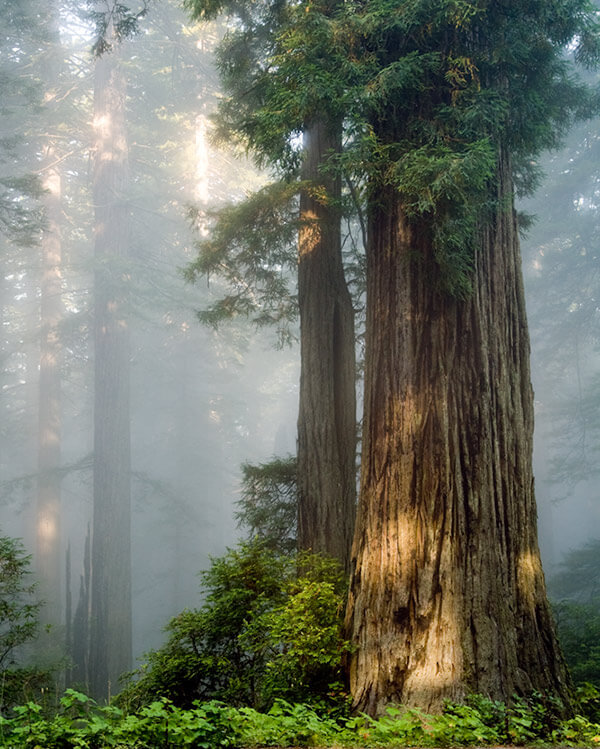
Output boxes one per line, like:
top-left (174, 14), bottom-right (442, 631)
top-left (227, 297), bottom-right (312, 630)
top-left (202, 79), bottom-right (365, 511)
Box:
top-left (0, 532), bottom-right (48, 712)
top-left (36, 0), bottom-right (66, 632)
top-left (0, 0), bottom-right (47, 521)
top-left (0, 0), bottom-right (45, 247)
top-left (236, 456), bottom-right (297, 553)
top-left (548, 540), bottom-right (600, 694)
top-left (520, 108), bottom-right (600, 564)
top-left (2, 0), bottom-right (299, 692)
top-left (89, 33), bottom-right (133, 699)
top-left (185, 0), bottom-right (358, 572)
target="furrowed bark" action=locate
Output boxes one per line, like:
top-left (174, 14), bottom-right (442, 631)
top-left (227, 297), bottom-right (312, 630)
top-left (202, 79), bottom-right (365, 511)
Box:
top-left (346, 149), bottom-right (571, 714)
top-left (297, 119), bottom-right (356, 573)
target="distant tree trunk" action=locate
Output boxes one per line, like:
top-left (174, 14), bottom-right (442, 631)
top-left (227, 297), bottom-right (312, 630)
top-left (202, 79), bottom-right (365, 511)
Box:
top-left (71, 525), bottom-right (91, 689)
top-left (36, 149), bottom-right (63, 627)
top-left (65, 544), bottom-right (72, 683)
top-left (89, 46), bottom-right (132, 700)
top-left (297, 118), bottom-right (356, 572)
top-left (36, 0), bottom-right (63, 630)
top-left (345, 149), bottom-right (572, 715)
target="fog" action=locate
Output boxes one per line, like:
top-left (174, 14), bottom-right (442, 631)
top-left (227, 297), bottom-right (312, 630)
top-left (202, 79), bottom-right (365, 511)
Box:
top-left (1, 0), bottom-right (301, 672)
top-left (1, 0), bottom-right (598, 695)
top-left (520, 118), bottom-right (600, 572)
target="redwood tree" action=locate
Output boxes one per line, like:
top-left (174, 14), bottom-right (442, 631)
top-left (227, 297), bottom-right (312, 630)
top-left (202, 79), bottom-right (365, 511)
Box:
top-left (343, 0), bottom-right (599, 714)
top-left (297, 118), bottom-right (356, 571)
top-left (36, 0), bottom-right (64, 630)
top-left (185, 0), bottom-right (357, 570)
top-left (185, 0), bottom-right (600, 713)
top-left (89, 32), bottom-right (132, 700)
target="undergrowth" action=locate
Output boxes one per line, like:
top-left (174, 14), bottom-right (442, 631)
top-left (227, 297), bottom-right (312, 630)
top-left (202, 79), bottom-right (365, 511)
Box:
top-left (1, 687), bottom-right (600, 747)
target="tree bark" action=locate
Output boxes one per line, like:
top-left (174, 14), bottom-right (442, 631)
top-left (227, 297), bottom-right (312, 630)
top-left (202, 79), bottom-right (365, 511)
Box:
top-left (89, 47), bottom-right (132, 700)
top-left (36, 0), bottom-right (63, 630)
top-left (36, 148), bottom-right (62, 627)
top-left (297, 119), bottom-right (356, 572)
top-left (346, 149), bottom-right (571, 714)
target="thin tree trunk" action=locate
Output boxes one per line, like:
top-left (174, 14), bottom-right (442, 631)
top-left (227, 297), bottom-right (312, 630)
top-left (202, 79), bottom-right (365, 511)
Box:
top-left (89, 47), bottom-right (132, 700)
top-left (71, 524), bottom-right (91, 689)
top-left (297, 118), bottom-right (356, 572)
top-left (346, 149), bottom-right (571, 715)
top-left (36, 149), bottom-right (62, 627)
top-left (35, 0), bottom-right (64, 629)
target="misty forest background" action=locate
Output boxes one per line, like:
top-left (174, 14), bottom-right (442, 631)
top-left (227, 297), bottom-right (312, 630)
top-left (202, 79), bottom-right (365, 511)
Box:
top-left (1, 0), bottom-right (600, 718)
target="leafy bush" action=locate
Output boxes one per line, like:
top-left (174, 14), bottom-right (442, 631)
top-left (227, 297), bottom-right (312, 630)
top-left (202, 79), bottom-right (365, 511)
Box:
top-left (119, 541), bottom-right (351, 713)
top-left (549, 539), bottom-right (600, 694)
top-left (0, 533), bottom-right (49, 713)
top-left (3, 689), bottom-right (600, 748)
top-left (553, 599), bottom-right (600, 687)
top-left (573, 681), bottom-right (600, 724)
top-left (0, 690), bottom-right (238, 749)
top-left (231, 700), bottom-right (346, 747)
top-left (552, 712), bottom-right (600, 746)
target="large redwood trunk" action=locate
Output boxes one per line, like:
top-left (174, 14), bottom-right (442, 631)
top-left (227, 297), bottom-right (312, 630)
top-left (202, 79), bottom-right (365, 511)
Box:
top-left (346, 150), bottom-right (571, 714)
top-left (297, 119), bottom-right (356, 572)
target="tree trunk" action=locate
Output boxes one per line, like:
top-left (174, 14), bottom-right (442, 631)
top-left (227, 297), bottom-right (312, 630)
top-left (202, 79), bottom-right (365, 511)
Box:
top-left (36, 0), bottom-right (64, 630)
top-left (346, 149), bottom-right (571, 715)
top-left (297, 119), bottom-right (356, 572)
top-left (89, 47), bottom-right (132, 700)
top-left (71, 525), bottom-right (91, 689)
top-left (36, 148), bottom-right (62, 627)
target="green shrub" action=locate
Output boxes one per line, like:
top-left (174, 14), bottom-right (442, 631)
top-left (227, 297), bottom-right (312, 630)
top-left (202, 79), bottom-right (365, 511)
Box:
top-left (574, 681), bottom-right (600, 724)
top-left (3, 689), bottom-right (600, 748)
top-left (549, 539), bottom-right (600, 695)
top-left (0, 533), bottom-right (49, 713)
top-left (119, 541), bottom-right (351, 713)
top-left (552, 712), bottom-right (600, 746)
top-left (553, 599), bottom-right (600, 688)
top-left (0, 690), bottom-right (238, 748)
top-left (232, 700), bottom-right (345, 747)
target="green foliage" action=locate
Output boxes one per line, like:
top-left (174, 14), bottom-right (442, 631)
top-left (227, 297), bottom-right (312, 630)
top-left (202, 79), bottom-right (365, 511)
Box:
top-left (230, 700), bottom-right (346, 747)
top-left (548, 540), bottom-right (600, 692)
top-left (186, 0), bottom-right (600, 299)
top-left (0, 690), bottom-right (237, 749)
top-left (344, 693), bottom-right (575, 746)
top-left (0, 0), bottom-right (46, 247)
top-left (344, 701), bottom-right (501, 747)
top-left (0, 533), bottom-right (48, 713)
top-left (184, 183), bottom-right (300, 346)
top-left (86, 1), bottom-right (151, 56)
top-left (236, 456), bottom-right (297, 552)
top-left (341, 0), bottom-right (600, 294)
top-left (245, 553), bottom-right (349, 708)
top-left (119, 542), bottom-right (350, 712)
top-left (553, 600), bottom-right (600, 688)
top-left (4, 688), bottom-right (600, 747)
top-left (0, 536), bottom-right (40, 669)
top-left (549, 538), bottom-right (600, 603)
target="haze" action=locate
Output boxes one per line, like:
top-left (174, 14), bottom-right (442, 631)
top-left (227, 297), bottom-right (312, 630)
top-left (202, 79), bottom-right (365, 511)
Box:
top-left (1, 0), bottom-right (597, 699)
